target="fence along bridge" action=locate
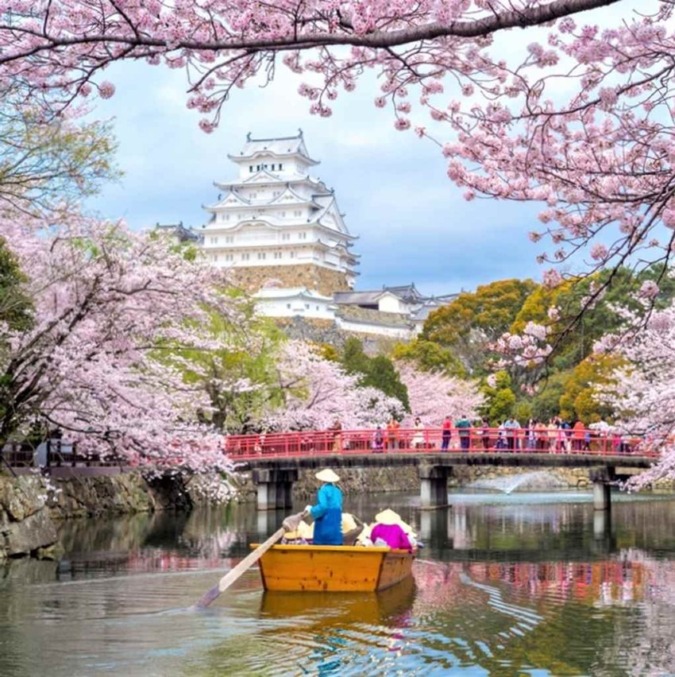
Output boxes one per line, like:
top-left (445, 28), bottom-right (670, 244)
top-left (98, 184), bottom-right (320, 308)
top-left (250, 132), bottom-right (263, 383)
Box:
top-left (226, 426), bottom-right (658, 511)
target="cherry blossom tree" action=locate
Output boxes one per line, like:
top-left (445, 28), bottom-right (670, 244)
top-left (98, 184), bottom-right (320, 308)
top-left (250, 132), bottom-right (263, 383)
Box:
top-left (595, 298), bottom-right (675, 486)
top-left (1, 0), bottom-right (674, 293)
top-left (0, 100), bottom-right (119, 216)
top-left (0, 212), bottom-right (242, 472)
top-left (396, 362), bottom-right (483, 426)
top-left (262, 340), bottom-right (405, 430)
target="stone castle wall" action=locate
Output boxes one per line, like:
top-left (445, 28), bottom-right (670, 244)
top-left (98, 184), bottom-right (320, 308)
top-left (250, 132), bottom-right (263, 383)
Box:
top-left (275, 316), bottom-right (399, 353)
top-left (230, 264), bottom-right (350, 296)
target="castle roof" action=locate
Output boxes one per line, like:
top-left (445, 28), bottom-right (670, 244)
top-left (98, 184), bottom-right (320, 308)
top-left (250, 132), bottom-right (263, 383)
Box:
top-left (154, 222), bottom-right (201, 243)
top-left (214, 173), bottom-right (327, 192)
top-left (229, 130), bottom-right (319, 165)
top-left (253, 286), bottom-right (334, 302)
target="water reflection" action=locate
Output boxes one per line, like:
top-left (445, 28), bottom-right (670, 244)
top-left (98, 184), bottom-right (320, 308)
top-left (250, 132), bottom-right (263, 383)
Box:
top-left (0, 491), bottom-right (674, 676)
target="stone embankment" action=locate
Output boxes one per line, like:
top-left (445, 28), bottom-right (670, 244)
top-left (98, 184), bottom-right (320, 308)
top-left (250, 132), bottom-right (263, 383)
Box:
top-left (0, 471), bottom-right (221, 561)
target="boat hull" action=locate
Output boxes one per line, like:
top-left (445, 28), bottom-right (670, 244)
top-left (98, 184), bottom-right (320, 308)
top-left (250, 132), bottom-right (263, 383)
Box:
top-left (252, 544), bottom-right (415, 592)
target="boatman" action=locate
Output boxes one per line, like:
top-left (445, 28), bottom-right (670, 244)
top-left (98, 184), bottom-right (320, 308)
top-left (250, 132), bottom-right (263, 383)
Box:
top-left (304, 468), bottom-right (343, 545)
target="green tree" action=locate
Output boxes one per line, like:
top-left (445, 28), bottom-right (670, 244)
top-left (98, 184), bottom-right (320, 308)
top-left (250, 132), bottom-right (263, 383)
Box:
top-left (391, 338), bottom-right (466, 377)
top-left (479, 371), bottom-right (516, 424)
top-left (423, 278), bottom-right (537, 374)
top-left (529, 372), bottom-right (570, 423)
top-left (172, 298), bottom-right (288, 433)
top-left (0, 237), bottom-right (32, 331)
top-left (339, 337), bottom-right (410, 410)
top-left (0, 95), bottom-right (120, 214)
top-left (558, 354), bottom-right (625, 424)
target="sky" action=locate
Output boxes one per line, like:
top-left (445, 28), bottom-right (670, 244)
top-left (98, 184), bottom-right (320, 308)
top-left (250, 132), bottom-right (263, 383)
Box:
top-left (86, 52), bottom-right (551, 297)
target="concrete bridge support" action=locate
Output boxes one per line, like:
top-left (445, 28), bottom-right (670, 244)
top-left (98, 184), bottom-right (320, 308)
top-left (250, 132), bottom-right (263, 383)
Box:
top-left (590, 467), bottom-right (616, 511)
top-left (419, 465), bottom-right (453, 510)
top-left (253, 468), bottom-right (299, 510)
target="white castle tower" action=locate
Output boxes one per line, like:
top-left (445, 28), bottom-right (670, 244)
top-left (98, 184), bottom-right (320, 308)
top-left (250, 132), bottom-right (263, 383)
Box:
top-left (201, 131), bottom-right (358, 295)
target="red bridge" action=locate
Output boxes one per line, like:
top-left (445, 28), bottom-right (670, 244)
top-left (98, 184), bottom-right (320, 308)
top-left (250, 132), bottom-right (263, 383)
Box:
top-left (226, 426), bottom-right (659, 512)
top-left (225, 426), bottom-right (658, 461)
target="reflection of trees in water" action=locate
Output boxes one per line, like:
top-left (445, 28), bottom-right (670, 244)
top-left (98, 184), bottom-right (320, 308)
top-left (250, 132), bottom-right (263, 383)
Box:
top-left (57, 512), bottom-right (156, 553)
top-left (413, 551), bottom-right (656, 610)
top-left (609, 552), bottom-right (675, 675)
top-left (54, 503), bottom-right (277, 578)
top-left (413, 553), bottom-right (675, 675)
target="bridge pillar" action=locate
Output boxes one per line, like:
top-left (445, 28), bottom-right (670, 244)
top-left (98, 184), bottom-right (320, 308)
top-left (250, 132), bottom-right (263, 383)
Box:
top-left (590, 467), bottom-right (615, 511)
top-left (419, 465), bottom-right (452, 510)
top-left (253, 468), bottom-right (299, 511)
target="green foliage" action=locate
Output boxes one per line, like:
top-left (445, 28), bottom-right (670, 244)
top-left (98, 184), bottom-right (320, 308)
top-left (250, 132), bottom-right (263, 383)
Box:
top-left (529, 372), bottom-right (569, 423)
top-left (479, 371), bottom-right (516, 424)
top-left (0, 237), bottom-right (33, 331)
top-left (514, 266), bottom-right (675, 373)
top-left (558, 354), bottom-right (625, 424)
top-left (339, 337), bottom-right (410, 410)
top-left (168, 300), bottom-right (288, 433)
top-left (317, 343), bottom-right (340, 362)
top-left (390, 338), bottom-right (466, 377)
top-left (423, 278), bottom-right (537, 374)
top-left (0, 104), bottom-right (120, 212)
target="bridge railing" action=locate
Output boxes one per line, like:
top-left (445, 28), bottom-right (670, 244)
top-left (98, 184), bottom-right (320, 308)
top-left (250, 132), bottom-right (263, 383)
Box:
top-left (223, 427), bottom-right (658, 461)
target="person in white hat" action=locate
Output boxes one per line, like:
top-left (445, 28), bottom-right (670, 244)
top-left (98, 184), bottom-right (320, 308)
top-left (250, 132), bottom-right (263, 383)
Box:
top-left (370, 508), bottom-right (414, 551)
top-left (303, 468), bottom-right (343, 545)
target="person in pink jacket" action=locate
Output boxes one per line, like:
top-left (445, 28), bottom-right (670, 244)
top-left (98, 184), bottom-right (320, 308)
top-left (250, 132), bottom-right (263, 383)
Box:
top-left (370, 509), bottom-right (414, 551)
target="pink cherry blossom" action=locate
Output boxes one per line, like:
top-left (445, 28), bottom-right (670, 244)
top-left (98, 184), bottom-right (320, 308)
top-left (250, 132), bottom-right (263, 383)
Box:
top-left (0, 211), bottom-right (241, 473)
top-left (0, 1), bottom-right (673, 307)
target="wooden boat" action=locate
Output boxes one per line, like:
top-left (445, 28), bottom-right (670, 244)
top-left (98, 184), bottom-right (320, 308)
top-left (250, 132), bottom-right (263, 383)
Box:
top-left (250, 543), bottom-right (415, 592)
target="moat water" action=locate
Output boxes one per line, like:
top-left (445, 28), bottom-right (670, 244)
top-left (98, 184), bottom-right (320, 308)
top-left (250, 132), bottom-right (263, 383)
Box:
top-left (1, 489), bottom-right (674, 676)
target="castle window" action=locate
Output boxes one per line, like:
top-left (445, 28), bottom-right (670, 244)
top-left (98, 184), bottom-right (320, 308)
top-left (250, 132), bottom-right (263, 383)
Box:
top-left (225, 236), bottom-right (234, 243)
top-left (289, 251), bottom-right (296, 259)
top-left (279, 163), bottom-right (283, 170)
top-left (281, 233), bottom-right (290, 241)
top-left (209, 236), bottom-right (218, 245)
top-left (249, 165), bottom-right (253, 172)
top-left (287, 303), bottom-right (291, 309)
top-left (257, 252), bottom-right (266, 260)
top-left (293, 210), bottom-right (302, 217)
top-left (225, 254), bottom-right (233, 261)
top-left (241, 253), bottom-right (250, 261)
top-left (305, 304), bottom-right (309, 309)
top-left (298, 232), bottom-right (307, 240)
top-left (273, 251), bottom-right (282, 259)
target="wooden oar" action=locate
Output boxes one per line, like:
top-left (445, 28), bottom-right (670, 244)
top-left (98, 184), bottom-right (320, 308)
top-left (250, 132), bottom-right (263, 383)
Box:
top-left (194, 512), bottom-right (304, 609)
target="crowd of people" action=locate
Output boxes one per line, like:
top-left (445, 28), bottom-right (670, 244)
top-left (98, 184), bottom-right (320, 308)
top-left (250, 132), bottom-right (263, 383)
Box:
top-left (323, 415), bottom-right (626, 454)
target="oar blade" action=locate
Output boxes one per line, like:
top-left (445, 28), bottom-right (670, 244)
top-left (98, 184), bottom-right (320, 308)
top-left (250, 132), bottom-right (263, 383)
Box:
top-left (194, 584), bottom-right (221, 609)
top-left (193, 523), bottom-right (294, 609)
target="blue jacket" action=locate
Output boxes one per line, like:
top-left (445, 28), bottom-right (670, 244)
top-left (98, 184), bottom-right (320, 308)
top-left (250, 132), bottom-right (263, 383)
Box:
top-left (310, 483), bottom-right (343, 545)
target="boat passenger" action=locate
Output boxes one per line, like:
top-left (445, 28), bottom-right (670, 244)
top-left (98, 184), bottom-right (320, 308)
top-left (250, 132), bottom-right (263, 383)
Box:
top-left (304, 468), bottom-right (343, 546)
top-left (370, 509), bottom-right (414, 551)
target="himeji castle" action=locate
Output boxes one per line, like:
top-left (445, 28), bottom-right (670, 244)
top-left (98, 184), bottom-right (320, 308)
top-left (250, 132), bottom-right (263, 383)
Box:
top-left (156, 131), bottom-right (457, 339)
top-left (201, 131), bottom-right (359, 296)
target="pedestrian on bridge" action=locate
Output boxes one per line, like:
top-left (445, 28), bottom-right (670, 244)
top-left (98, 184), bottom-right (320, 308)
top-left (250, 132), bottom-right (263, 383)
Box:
top-left (455, 415), bottom-right (472, 451)
top-left (387, 417), bottom-right (400, 451)
top-left (441, 415), bottom-right (452, 451)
